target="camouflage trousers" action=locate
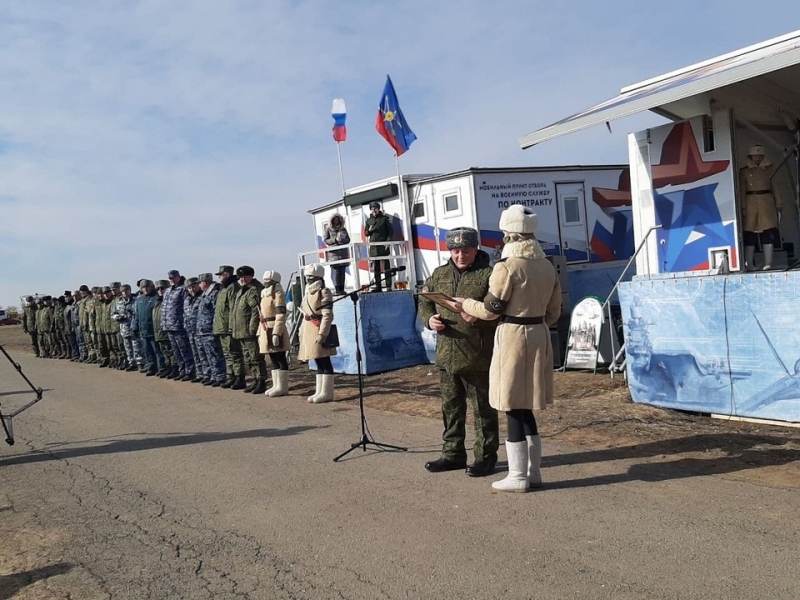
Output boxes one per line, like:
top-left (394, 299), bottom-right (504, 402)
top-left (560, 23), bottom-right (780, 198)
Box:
top-left (438, 369), bottom-right (499, 463)
top-left (219, 334), bottom-right (244, 379)
top-left (37, 332), bottom-right (51, 357)
top-left (28, 331), bottom-right (40, 357)
top-left (157, 339), bottom-right (176, 368)
top-left (238, 337), bottom-right (266, 382)
top-left (105, 333), bottom-right (122, 364)
top-left (122, 336), bottom-right (145, 367)
top-left (188, 333), bottom-right (204, 378)
top-left (167, 331), bottom-right (195, 375)
top-left (197, 334), bottom-right (226, 383)
top-left (75, 326), bottom-right (87, 359)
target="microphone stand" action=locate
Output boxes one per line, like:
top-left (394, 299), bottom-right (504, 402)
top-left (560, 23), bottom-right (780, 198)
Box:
top-left (0, 343), bottom-right (45, 445)
top-left (332, 278), bottom-right (407, 462)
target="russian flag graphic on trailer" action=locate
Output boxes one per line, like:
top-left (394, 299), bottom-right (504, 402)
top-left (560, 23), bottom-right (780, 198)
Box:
top-left (332, 98), bottom-right (347, 142)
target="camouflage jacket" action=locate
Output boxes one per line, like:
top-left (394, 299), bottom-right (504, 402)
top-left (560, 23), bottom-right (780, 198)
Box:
top-left (231, 283), bottom-right (261, 340)
top-left (152, 299), bottom-right (167, 342)
top-left (53, 304), bottom-right (66, 333)
top-left (213, 277), bottom-right (239, 335)
top-left (106, 298), bottom-right (120, 334)
top-left (112, 295), bottom-right (138, 338)
top-left (23, 305), bottom-right (36, 333)
top-left (183, 293), bottom-right (200, 336)
top-left (161, 279), bottom-right (186, 332)
top-left (417, 250), bottom-right (497, 375)
top-left (197, 282), bottom-right (220, 335)
top-left (63, 305), bottom-right (74, 335)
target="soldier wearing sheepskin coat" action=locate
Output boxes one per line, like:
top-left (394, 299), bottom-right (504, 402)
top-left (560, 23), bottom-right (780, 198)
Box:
top-left (458, 204), bottom-right (561, 493)
top-left (258, 270), bottom-right (292, 397)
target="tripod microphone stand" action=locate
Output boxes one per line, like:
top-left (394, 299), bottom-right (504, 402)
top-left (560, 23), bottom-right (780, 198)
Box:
top-left (332, 274), bottom-right (407, 462)
top-left (0, 343), bottom-right (45, 445)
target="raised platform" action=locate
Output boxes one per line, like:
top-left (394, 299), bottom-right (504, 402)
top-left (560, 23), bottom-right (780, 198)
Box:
top-left (320, 290), bottom-right (428, 375)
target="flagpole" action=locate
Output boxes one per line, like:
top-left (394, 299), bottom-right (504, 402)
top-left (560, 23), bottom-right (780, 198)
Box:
top-left (336, 141), bottom-right (346, 197)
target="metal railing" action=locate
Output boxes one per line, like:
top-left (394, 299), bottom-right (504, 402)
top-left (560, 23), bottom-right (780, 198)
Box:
top-left (602, 225), bottom-right (661, 380)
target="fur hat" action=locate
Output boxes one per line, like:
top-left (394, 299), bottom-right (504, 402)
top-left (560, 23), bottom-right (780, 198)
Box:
top-left (79, 285), bottom-right (90, 293)
top-left (748, 144), bottom-right (766, 157)
top-left (120, 284), bottom-right (131, 291)
top-left (236, 265), bottom-right (255, 278)
top-left (154, 280), bottom-right (169, 290)
top-left (262, 270), bottom-right (282, 284)
top-left (198, 273), bottom-right (213, 283)
top-left (446, 227), bottom-right (479, 249)
top-left (109, 282), bottom-right (121, 290)
top-left (304, 264), bottom-right (324, 279)
top-left (499, 205), bottom-right (538, 234)
top-left (185, 277), bottom-right (200, 286)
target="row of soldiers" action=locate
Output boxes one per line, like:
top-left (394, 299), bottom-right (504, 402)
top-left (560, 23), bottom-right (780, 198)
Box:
top-left (21, 265), bottom-right (287, 395)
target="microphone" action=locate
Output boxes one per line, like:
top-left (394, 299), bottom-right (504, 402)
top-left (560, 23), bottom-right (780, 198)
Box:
top-left (384, 266), bottom-right (406, 275)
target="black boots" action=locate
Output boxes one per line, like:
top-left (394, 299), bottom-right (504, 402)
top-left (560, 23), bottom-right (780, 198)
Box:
top-left (230, 377), bottom-right (246, 391)
top-left (251, 379), bottom-right (267, 394)
top-left (424, 457), bottom-right (468, 473)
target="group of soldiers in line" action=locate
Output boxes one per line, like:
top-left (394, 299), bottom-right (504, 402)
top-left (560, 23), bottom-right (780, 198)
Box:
top-left (21, 265), bottom-right (293, 396)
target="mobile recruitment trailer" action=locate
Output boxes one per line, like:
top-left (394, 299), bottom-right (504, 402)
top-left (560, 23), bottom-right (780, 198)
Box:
top-left (302, 165), bottom-right (633, 375)
top-left (309, 164), bottom-right (633, 310)
top-left (519, 30), bottom-right (800, 424)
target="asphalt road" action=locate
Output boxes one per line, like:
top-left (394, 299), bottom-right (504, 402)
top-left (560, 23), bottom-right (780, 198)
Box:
top-left (1, 355), bottom-right (798, 599)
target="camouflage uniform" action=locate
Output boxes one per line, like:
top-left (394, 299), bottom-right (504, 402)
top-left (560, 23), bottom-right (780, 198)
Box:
top-left (183, 280), bottom-right (204, 380)
top-left (63, 296), bottom-right (78, 358)
top-left (161, 275), bottom-right (195, 377)
top-left (365, 206), bottom-right (394, 292)
top-left (153, 285), bottom-right (176, 374)
top-left (112, 289), bottom-right (140, 369)
top-left (232, 271), bottom-right (267, 389)
top-left (106, 287), bottom-right (123, 367)
top-left (213, 266), bottom-right (243, 384)
top-left (37, 299), bottom-right (53, 358)
top-left (196, 278), bottom-right (226, 384)
top-left (22, 300), bottom-right (39, 357)
top-left (53, 299), bottom-right (67, 358)
top-left (417, 250), bottom-right (499, 464)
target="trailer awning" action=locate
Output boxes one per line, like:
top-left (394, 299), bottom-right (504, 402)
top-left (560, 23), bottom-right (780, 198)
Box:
top-left (519, 29), bottom-right (800, 149)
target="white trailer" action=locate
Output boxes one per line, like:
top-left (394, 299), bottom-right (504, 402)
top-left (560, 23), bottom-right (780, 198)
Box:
top-left (307, 165), bottom-right (632, 307)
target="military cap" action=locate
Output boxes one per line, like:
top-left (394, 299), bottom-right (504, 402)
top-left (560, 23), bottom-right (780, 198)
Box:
top-left (64, 290), bottom-right (72, 296)
top-left (110, 281), bottom-right (121, 289)
top-left (446, 227), bottom-right (479, 250)
top-left (168, 269), bottom-right (180, 278)
top-left (198, 273), bottom-right (213, 283)
top-left (79, 284), bottom-right (90, 292)
top-left (138, 279), bottom-right (154, 288)
top-left (43, 295), bottom-right (52, 301)
top-left (236, 265), bottom-right (255, 278)
top-left (185, 277), bottom-right (200, 286)
top-left (25, 295), bottom-right (33, 302)
top-left (102, 286), bottom-right (112, 293)
top-left (369, 201), bottom-right (381, 210)
top-left (57, 296), bottom-right (66, 304)
top-left (216, 265), bottom-right (235, 275)
top-left (155, 279), bottom-right (169, 289)
top-left (72, 290), bottom-right (82, 297)
top-left (121, 283), bottom-right (131, 291)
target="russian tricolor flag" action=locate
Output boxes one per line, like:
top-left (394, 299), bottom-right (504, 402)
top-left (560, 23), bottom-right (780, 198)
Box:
top-left (332, 98), bottom-right (347, 142)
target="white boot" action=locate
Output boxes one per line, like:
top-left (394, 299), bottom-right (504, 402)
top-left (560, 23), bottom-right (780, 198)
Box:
top-left (745, 245), bottom-right (756, 271)
top-left (266, 369), bottom-right (288, 397)
top-left (308, 374), bottom-right (323, 403)
top-left (311, 374), bottom-right (335, 403)
top-left (527, 435), bottom-right (543, 488)
top-left (492, 440), bottom-right (530, 493)
top-left (762, 243), bottom-right (774, 270)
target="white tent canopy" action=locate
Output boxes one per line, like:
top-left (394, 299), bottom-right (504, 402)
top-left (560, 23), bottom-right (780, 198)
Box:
top-left (519, 29), bottom-right (800, 149)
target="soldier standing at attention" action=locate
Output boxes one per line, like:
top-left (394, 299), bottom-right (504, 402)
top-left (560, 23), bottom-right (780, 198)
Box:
top-left (22, 296), bottom-right (40, 358)
top-left (417, 227), bottom-right (499, 477)
top-left (214, 265), bottom-right (244, 389)
top-left (184, 277), bottom-right (204, 383)
top-left (196, 273), bottom-right (226, 386)
top-left (232, 266), bottom-right (268, 395)
top-left (365, 201), bottom-right (394, 292)
top-left (153, 280), bottom-right (178, 378)
top-left (161, 270), bottom-right (196, 381)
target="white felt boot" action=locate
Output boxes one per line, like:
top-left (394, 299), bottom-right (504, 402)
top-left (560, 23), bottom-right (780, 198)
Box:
top-left (745, 245), bottom-right (755, 271)
top-left (266, 369), bottom-right (288, 397)
top-left (762, 243), bottom-right (774, 270)
top-left (492, 440), bottom-right (530, 493)
top-left (311, 374), bottom-right (335, 403)
top-left (527, 435), bottom-right (543, 489)
top-left (307, 374), bottom-right (323, 403)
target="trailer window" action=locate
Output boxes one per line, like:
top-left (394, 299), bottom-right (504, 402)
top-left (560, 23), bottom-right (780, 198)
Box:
top-left (444, 193), bottom-right (459, 213)
top-left (413, 200), bottom-right (426, 219)
top-left (563, 196), bottom-right (581, 224)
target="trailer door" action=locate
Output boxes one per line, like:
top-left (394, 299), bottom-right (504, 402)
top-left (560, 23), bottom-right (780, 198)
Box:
top-left (555, 182), bottom-right (590, 263)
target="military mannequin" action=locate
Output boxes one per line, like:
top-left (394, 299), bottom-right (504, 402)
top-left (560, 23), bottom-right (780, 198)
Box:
top-left (740, 144), bottom-right (783, 270)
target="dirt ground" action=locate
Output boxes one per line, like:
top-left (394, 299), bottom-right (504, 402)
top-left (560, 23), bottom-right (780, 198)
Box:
top-left (2, 324), bottom-right (799, 488)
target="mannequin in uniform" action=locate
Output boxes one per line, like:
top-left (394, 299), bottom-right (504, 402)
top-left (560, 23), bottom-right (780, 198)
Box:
top-left (740, 144), bottom-right (783, 270)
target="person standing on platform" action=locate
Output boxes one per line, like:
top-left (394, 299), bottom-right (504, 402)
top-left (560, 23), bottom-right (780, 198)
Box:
top-left (323, 213), bottom-right (350, 295)
top-left (365, 202), bottom-right (394, 292)
top-left (417, 227), bottom-right (499, 477)
top-left (457, 205), bottom-right (562, 493)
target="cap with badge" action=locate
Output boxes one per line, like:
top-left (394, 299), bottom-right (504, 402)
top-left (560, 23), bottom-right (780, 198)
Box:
top-left (445, 227), bottom-right (479, 250)
top-left (216, 265), bottom-right (234, 276)
top-left (236, 265), bottom-right (255, 278)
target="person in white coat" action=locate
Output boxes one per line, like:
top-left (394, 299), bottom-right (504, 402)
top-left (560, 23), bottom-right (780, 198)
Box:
top-left (298, 264), bottom-right (337, 403)
top-left (258, 270), bottom-right (292, 396)
top-left (455, 205), bottom-right (561, 492)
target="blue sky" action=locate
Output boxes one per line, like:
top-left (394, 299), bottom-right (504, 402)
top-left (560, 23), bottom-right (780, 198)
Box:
top-left (1, 1), bottom-right (797, 307)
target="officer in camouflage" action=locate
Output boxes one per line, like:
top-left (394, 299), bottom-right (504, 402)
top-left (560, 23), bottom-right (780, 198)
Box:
top-left (231, 265), bottom-right (267, 394)
top-left (183, 277), bottom-right (204, 383)
top-left (196, 273), bottom-right (226, 386)
top-left (22, 296), bottom-right (39, 358)
top-left (153, 280), bottom-right (178, 378)
top-left (417, 227), bottom-right (499, 476)
top-left (214, 265), bottom-right (244, 389)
